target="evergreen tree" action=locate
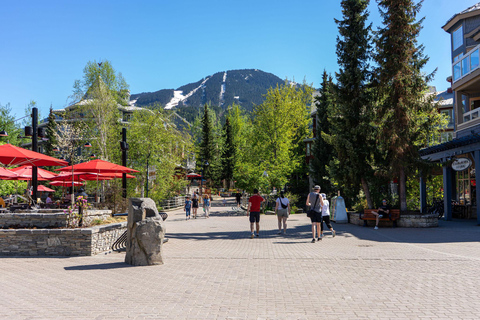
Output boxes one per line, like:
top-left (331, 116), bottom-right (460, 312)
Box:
top-left (329, 0), bottom-right (375, 208)
top-left (221, 117), bottom-right (235, 189)
top-left (198, 104), bottom-right (215, 184)
top-left (374, 0), bottom-right (444, 211)
top-left (310, 71), bottom-right (335, 197)
top-left (44, 106), bottom-right (58, 157)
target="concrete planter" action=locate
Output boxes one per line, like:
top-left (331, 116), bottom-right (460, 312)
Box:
top-left (348, 212), bottom-right (438, 228)
top-left (0, 221), bottom-right (127, 256)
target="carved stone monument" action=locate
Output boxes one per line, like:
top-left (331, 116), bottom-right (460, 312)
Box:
top-left (125, 198), bottom-right (166, 266)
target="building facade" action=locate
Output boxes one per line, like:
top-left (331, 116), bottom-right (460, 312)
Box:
top-left (420, 3), bottom-right (480, 224)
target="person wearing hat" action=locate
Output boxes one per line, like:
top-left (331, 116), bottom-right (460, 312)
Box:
top-left (306, 185), bottom-right (324, 242)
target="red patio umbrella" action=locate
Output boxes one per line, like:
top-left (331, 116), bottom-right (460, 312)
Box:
top-left (97, 172), bottom-right (136, 179)
top-left (0, 144), bottom-right (68, 167)
top-left (49, 172), bottom-right (112, 182)
top-left (37, 185), bottom-right (55, 192)
top-left (0, 167), bottom-right (20, 180)
top-left (10, 166), bottom-right (57, 181)
top-left (55, 159), bottom-right (139, 173)
top-left (186, 173), bottom-right (202, 178)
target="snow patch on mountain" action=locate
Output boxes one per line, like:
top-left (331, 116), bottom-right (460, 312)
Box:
top-left (164, 77), bottom-right (210, 109)
top-left (219, 71), bottom-right (227, 106)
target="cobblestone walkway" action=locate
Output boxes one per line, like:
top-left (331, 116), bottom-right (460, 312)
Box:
top-left (1, 198), bottom-right (480, 319)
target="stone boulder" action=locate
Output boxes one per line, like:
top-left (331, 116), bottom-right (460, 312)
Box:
top-left (125, 198), bottom-right (166, 266)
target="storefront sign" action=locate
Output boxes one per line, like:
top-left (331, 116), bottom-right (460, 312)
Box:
top-left (452, 158), bottom-right (472, 171)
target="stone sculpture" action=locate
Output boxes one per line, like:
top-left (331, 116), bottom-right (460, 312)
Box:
top-left (125, 198), bottom-right (166, 266)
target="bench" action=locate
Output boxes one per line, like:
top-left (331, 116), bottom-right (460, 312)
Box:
top-left (360, 209), bottom-right (400, 227)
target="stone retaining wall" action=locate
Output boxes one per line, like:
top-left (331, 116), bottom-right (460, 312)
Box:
top-left (348, 212), bottom-right (438, 228)
top-left (0, 210), bottom-right (112, 229)
top-left (0, 222), bottom-right (127, 256)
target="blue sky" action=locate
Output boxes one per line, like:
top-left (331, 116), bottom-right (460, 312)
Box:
top-left (1, 0), bottom-right (478, 120)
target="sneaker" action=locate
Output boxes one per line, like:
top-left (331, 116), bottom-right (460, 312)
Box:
top-left (277, 231), bottom-right (282, 234)
top-left (378, 214), bottom-right (383, 218)
top-left (332, 230), bottom-right (336, 237)
top-left (251, 233), bottom-right (254, 239)
top-left (311, 238), bottom-right (316, 243)
top-left (317, 237), bottom-right (322, 242)
top-left (255, 234), bottom-right (259, 237)
top-left (374, 226), bottom-right (378, 230)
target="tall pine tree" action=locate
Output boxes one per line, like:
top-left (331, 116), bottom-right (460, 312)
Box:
top-left (198, 104), bottom-right (215, 185)
top-left (310, 70), bottom-right (335, 197)
top-left (374, 0), bottom-right (444, 211)
top-left (221, 117), bottom-right (235, 189)
top-left (44, 106), bottom-right (58, 157)
top-left (329, 0), bottom-right (375, 208)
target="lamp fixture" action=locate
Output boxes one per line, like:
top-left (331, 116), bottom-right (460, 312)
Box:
top-left (89, 153), bottom-right (96, 158)
top-left (84, 142), bottom-right (92, 148)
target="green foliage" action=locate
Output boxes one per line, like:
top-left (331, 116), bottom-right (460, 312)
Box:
top-left (128, 109), bottom-right (191, 202)
top-left (44, 106), bottom-right (58, 157)
top-left (374, 0), bottom-right (446, 210)
top-left (0, 180), bottom-right (27, 196)
top-left (0, 102), bottom-right (22, 146)
top-left (248, 82), bottom-right (313, 193)
top-left (311, 71), bottom-right (335, 198)
top-left (221, 118), bottom-right (235, 188)
top-left (406, 170), bottom-right (444, 211)
top-left (328, 0), bottom-right (376, 208)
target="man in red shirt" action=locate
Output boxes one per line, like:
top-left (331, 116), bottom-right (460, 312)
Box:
top-left (247, 189), bottom-right (265, 238)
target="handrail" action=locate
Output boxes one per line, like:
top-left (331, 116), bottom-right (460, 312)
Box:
top-left (453, 44), bottom-right (480, 83)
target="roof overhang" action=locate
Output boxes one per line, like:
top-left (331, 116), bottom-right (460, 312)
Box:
top-left (420, 135), bottom-right (480, 162)
top-left (443, 9), bottom-right (480, 32)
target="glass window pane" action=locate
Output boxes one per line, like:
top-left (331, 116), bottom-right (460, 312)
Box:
top-left (453, 25), bottom-right (463, 50)
top-left (471, 49), bottom-right (479, 70)
top-left (462, 56), bottom-right (470, 76)
top-left (454, 62), bottom-right (461, 81)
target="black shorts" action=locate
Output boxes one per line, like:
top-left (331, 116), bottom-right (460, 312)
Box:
top-left (310, 211), bottom-right (323, 223)
top-left (249, 211), bottom-right (260, 223)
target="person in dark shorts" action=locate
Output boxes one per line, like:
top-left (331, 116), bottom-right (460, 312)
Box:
top-left (371, 199), bottom-right (390, 230)
top-left (192, 194), bottom-right (199, 219)
top-left (235, 192), bottom-right (242, 207)
top-left (247, 189), bottom-right (264, 238)
top-left (306, 185), bottom-right (324, 242)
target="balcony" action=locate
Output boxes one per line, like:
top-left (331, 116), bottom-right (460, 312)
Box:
top-left (453, 45), bottom-right (480, 84)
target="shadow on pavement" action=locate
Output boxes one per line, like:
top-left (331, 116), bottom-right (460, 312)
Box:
top-left (64, 262), bottom-right (132, 271)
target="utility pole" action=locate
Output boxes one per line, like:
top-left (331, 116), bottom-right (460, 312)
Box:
top-left (121, 128), bottom-right (127, 198)
top-left (32, 107), bottom-right (38, 204)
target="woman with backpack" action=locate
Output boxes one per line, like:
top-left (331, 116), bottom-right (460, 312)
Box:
top-left (275, 191), bottom-right (291, 234)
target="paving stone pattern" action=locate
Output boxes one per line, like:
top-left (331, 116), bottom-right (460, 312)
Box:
top-left (1, 198), bottom-right (480, 319)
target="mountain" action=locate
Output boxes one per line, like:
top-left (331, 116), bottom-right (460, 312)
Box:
top-left (130, 69), bottom-right (285, 112)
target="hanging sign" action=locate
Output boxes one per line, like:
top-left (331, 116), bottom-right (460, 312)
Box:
top-left (451, 158), bottom-right (472, 171)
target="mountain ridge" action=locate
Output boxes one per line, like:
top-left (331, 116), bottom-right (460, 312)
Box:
top-left (130, 69), bottom-right (285, 112)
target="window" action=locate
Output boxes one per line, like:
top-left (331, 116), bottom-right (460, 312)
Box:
top-left (306, 143), bottom-right (311, 156)
top-left (453, 25), bottom-right (463, 50)
top-left (453, 52), bottom-right (464, 62)
top-left (470, 97), bottom-right (480, 111)
top-left (453, 62), bottom-right (461, 81)
top-left (441, 109), bottom-right (454, 127)
top-left (471, 49), bottom-right (479, 70)
top-left (462, 55), bottom-right (470, 76)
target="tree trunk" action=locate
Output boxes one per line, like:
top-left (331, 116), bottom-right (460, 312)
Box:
top-left (399, 166), bottom-right (407, 212)
top-left (361, 177), bottom-right (374, 209)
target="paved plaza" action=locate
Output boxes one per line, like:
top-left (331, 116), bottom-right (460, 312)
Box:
top-left (1, 198), bottom-right (480, 319)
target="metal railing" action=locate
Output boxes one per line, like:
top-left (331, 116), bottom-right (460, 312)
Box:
top-left (159, 195), bottom-right (187, 210)
top-left (453, 44), bottom-right (480, 83)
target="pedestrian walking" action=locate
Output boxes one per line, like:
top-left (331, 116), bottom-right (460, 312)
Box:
top-left (320, 193), bottom-right (335, 238)
top-left (306, 185), bottom-right (324, 243)
top-left (235, 192), bottom-right (242, 207)
top-left (275, 191), bottom-right (290, 234)
top-left (184, 196), bottom-right (192, 220)
top-left (247, 189), bottom-right (265, 238)
top-left (203, 194), bottom-right (211, 218)
top-left (192, 194), bottom-right (199, 219)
